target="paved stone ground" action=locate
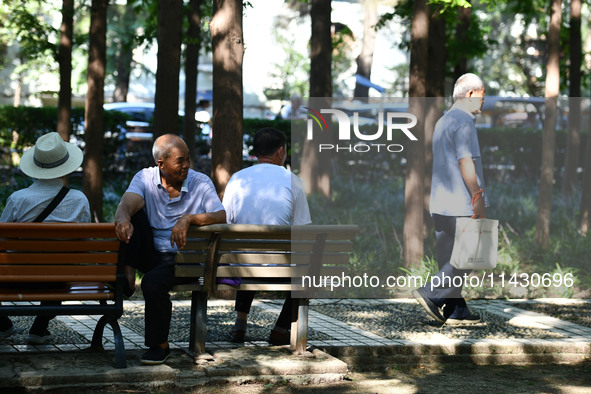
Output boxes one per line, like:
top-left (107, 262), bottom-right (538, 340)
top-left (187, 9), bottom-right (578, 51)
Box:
top-left (1, 298), bottom-right (591, 392)
top-left (3, 298), bottom-right (591, 356)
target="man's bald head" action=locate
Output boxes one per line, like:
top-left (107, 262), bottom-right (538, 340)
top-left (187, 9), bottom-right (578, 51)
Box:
top-left (152, 134), bottom-right (188, 163)
top-left (452, 73), bottom-right (484, 101)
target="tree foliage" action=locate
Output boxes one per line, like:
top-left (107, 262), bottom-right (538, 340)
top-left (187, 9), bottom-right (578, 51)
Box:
top-left (378, 0), bottom-right (492, 85)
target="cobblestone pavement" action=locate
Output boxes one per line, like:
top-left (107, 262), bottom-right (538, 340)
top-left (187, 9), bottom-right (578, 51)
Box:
top-left (2, 298), bottom-right (591, 357)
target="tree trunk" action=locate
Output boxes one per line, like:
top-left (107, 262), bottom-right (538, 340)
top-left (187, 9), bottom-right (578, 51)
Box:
top-left (154, 0), bottom-right (183, 138)
top-left (535, 0), bottom-right (561, 248)
top-left (13, 70), bottom-right (22, 107)
top-left (579, 123), bottom-right (591, 234)
top-left (184, 0), bottom-right (203, 167)
top-left (300, 0), bottom-right (332, 198)
top-left (83, 0), bottom-right (108, 223)
top-left (353, 0), bottom-right (377, 99)
top-left (57, 0), bottom-right (73, 141)
top-left (562, 0), bottom-right (582, 195)
top-left (453, 3), bottom-right (470, 82)
top-left (424, 8), bottom-right (446, 234)
top-left (112, 0), bottom-right (135, 103)
top-left (211, 0), bottom-right (244, 198)
top-left (404, 0), bottom-right (428, 268)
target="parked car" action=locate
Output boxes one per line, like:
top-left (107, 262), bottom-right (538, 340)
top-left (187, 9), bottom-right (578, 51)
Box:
top-left (476, 96), bottom-right (567, 130)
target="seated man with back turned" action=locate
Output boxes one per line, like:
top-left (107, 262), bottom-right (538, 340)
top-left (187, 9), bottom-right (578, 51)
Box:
top-left (0, 132), bottom-right (90, 344)
top-left (114, 134), bottom-right (225, 365)
top-left (223, 127), bottom-right (311, 345)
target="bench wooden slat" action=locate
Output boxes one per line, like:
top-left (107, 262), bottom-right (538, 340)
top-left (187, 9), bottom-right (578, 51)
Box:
top-left (217, 240), bottom-right (292, 252)
top-left (304, 241), bottom-right (352, 253)
top-left (217, 283), bottom-right (299, 291)
top-left (0, 293), bottom-right (115, 302)
top-left (216, 265), bottom-right (348, 277)
top-left (177, 265), bottom-right (348, 279)
top-left (0, 265), bottom-right (116, 282)
top-left (0, 253), bottom-right (117, 265)
top-left (184, 241), bottom-right (353, 253)
top-left (0, 222), bottom-right (117, 239)
top-left (218, 253), bottom-right (291, 265)
top-left (182, 240), bottom-right (209, 250)
top-left (0, 282), bottom-right (115, 302)
top-left (0, 240), bottom-right (120, 252)
top-left (214, 252), bottom-right (351, 266)
top-left (216, 266), bottom-right (305, 277)
top-left (0, 275), bottom-right (116, 282)
top-left (171, 283), bottom-right (203, 292)
top-left (214, 240), bottom-right (353, 253)
top-left (188, 224), bottom-right (291, 239)
top-left (175, 253), bottom-right (207, 264)
top-left (172, 265), bottom-right (205, 277)
top-left (187, 224), bottom-right (359, 241)
top-left (292, 253), bottom-right (351, 265)
top-left (291, 225), bottom-right (359, 241)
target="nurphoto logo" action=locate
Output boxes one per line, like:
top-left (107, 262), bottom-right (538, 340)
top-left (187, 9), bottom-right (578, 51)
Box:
top-left (304, 107), bottom-right (419, 153)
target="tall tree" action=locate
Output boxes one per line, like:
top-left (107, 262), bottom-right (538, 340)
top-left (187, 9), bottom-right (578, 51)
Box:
top-left (452, 1), bottom-right (470, 81)
top-left (424, 5), bottom-right (446, 231)
top-left (535, 0), bottom-right (561, 248)
top-left (111, 0), bottom-right (136, 102)
top-left (210, 0), bottom-right (244, 197)
top-left (83, 0), bottom-right (109, 223)
top-left (309, 0), bottom-right (332, 102)
top-left (562, 0), bottom-right (582, 195)
top-left (300, 0), bottom-right (332, 198)
top-left (353, 0), bottom-right (378, 99)
top-left (56, 0), bottom-right (73, 142)
top-left (579, 114), bottom-right (591, 235)
top-left (153, 0), bottom-right (183, 137)
top-left (404, 0), bottom-right (429, 267)
top-left (184, 0), bottom-right (203, 166)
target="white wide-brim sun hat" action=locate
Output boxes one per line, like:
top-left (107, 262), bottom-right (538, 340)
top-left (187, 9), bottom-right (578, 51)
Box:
top-left (19, 132), bottom-right (84, 179)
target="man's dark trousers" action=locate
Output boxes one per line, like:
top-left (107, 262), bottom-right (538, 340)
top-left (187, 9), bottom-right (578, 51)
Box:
top-left (118, 210), bottom-right (191, 347)
top-left (235, 291), bottom-right (292, 330)
top-left (420, 214), bottom-right (472, 319)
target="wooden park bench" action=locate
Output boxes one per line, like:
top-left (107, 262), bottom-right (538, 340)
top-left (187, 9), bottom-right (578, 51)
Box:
top-left (0, 223), bottom-right (127, 369)
top-left (173, 223), bottom-right (358, 360)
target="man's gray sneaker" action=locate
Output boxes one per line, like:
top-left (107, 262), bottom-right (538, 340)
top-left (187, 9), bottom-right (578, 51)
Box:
top-left (412, 288), bottom-right (445, 323)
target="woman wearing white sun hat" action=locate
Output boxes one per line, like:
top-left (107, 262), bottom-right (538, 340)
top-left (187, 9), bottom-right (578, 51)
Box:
top-left (0, 132), bottom-right (90, 344)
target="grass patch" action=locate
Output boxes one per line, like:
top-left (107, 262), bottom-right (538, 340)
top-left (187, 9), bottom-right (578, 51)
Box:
top-left (308, 176), bottom-right (590, 299)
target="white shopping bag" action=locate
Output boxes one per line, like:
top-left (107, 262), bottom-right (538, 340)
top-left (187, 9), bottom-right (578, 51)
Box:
top-left (450, 217), bottom-right (499, 270)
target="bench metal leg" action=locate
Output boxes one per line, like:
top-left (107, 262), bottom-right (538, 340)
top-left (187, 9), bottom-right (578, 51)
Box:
top-left (290, 298), bottom-right (309, 355)
top-left (91, 315), bottom-right (128, 369)
top-left (189, 291), bottom-right (207, 360)
top-left (91, 316), bottom-right (107, 350)
top-left (109, 319), bottom-right (128, 369)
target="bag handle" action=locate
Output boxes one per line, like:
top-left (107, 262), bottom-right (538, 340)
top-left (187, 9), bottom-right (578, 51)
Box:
top-left (34, 186), bottom-right (70, 222)
top-left (470, 188), bottom-right (484, 219)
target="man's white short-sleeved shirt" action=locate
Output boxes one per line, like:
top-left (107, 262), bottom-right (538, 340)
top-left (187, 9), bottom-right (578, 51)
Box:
top-left (429, 108), bottom-right (488, 216)
top-left (222, 164), bottom-right (311, 225)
